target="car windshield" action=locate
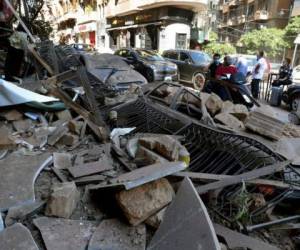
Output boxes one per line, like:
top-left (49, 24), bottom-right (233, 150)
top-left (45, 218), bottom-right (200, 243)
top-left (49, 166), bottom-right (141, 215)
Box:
top-left (136, 50), bottom-right (164, 61)
top-left (190, 52), bottom-right (211, 65)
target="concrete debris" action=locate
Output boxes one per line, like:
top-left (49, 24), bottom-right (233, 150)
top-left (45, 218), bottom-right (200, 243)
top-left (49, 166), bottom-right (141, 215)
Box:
top-left (214, 223), bottom-right (280, 250)
top-left (45, 182), bottom-right (80, 218)
top-left (88, 219), bottom-right (146, 250)
top-left (0, 125), bottom-right (16, 150)
top-left (205, 93), bottom-right (223, 116)
top-left (55, 110), bottom-right (72, 123)
top-left (68, 120), bottom-right (84, 135)
top-left (12, 119), bottom-right (33, 132)
top-left (89, 161), bottom-right (186, 191)
top-left (53, 152), bottom-right (72, 169)
top-left (214, 112), bottom-right (245, 130)
top-left (221, 101), bottom-right (249, 121)
top-left (68, 155), bottom-right (113, 178)
top-left (34, 217), bottom-right (96, 250)
top-left (244, 111), bottom-right (285, 140)
top-left (145, 207), bottom-right (167, 228)
top-left (5, 200), bottom-right (45, 226)
top-left (116, 178), bottom-right (174, 225)
top-left (0, 223), bottom-right (38, 250)
top-left (48, 125), bottom-right (69, 146)
top-left (0, 109), bottom-right (23, 121)
top-left (148, 178), bottom-right (220, 250)
top-left (0, 153), bottom-right (52, 211)
top-left (138, 135), bottom-right (189, 162)
top-left (58, 133), bottom-right (79, 146)
top-left (135, 145), bottom-right (169, 165)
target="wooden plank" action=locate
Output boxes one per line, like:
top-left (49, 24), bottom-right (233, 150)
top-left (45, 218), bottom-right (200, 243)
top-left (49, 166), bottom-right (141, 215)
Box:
top-left (196, 161), bottom-right (291, 194)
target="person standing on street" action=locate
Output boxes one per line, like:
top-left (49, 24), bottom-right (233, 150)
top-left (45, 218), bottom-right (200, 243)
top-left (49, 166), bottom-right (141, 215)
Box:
top-left (236, 56), bottom-right (248, 77)
top-left (208, 53), bottom-right (222, 78)
top-left (251, 51), bottom-right (267, 99)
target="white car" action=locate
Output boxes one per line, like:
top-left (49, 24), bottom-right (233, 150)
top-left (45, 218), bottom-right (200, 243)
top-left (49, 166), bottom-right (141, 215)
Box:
top-left (292, 65), bottom-right (300, 85)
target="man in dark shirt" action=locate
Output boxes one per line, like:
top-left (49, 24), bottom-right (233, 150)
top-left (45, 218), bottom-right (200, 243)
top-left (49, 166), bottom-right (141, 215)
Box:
top-left (272, 58), bottom-right (293, 86)
top-left (208, 53), bottom-right (221, 78)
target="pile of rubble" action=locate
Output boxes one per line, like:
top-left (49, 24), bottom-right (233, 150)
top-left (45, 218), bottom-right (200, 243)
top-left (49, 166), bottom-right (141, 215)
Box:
top-left (1, 40), bottom-right (300, 250)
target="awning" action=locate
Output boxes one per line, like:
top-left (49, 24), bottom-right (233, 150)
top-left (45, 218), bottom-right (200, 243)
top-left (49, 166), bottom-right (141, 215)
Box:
top-left (106, 21), bottom-right (162, 31)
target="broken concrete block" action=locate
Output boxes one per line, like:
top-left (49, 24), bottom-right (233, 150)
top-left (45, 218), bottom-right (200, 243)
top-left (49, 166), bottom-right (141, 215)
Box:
top-left (0, 125), bottom-right (16, 150)
top-left (5, 201), bottom-right (45, 226)
top-left (215, 113), bottom-right (245, 130)
top-left (145, 207), bottom-right (167, 228)
top-left (12, 119), bottom-right (33, 132)
top-left (221, 100), bottom-right (234, 113)
top-left (58, 133), bottom-right (79, 146)
top-left (68, 156), bottom-right (113, 178)
top-left (139, 135), bottom-right (189, 163)
top-left (1, 109), bottom-right (23, 121)
top-left (135, 145), bottom-right (169, 165)
top-left (205, 93), bottom-right (223, 116)
top-left (68, 120), bottom-right (83, 135)
top-left (244, 111), bottom-right (285, 140)
top-left (0, 153), bottom-right (52, 211)
top-left (0, 223), bottom-right (38, 250)
top-left (116, 178), bottom-right (174, 226)
top-left (53, 152), bottom-right (72, 170)
top-left (148, 178), bottom-right (220, 250)
top-left (34, 217), bottom-right (96, 250)
top-left (48, 126), bottom-right (68, 146)
top-left (45, 182), bottom-right (80, 218)
top-left (231, 104), bottom-right (249, 121)
top-left (88, 219), bottom-right (146, 250)
top-left (55, 110), bottom-right (72, 122)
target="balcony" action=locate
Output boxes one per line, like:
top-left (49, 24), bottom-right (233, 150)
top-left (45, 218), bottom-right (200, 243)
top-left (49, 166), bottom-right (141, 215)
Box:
top-left (105, 0), bottom-right (208, 18)
top-left (255, 10), bottom-right (269, 20)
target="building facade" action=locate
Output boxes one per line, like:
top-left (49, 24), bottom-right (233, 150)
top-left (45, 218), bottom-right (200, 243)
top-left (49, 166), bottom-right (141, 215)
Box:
top-left (103, 0), bottom-right (208, 51)
top-left (217, 0), bottom-right (294, 44)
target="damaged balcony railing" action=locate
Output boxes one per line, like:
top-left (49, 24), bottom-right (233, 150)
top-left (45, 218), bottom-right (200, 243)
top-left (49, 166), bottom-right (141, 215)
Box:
top-left (105, 97), bottom-right (300, 225)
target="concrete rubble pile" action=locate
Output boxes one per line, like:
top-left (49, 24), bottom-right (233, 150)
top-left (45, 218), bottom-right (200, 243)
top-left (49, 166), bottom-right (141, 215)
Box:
top-left (1, 36), bottom-right (300, 250)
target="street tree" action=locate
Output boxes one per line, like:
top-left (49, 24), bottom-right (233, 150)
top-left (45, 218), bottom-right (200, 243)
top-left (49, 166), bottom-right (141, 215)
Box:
top-left (204, 31), bottom-right (236, 55)
top-left (238, 28), bottom-right (289, 58)
top-left (285, 16), bottom-right (300, 46)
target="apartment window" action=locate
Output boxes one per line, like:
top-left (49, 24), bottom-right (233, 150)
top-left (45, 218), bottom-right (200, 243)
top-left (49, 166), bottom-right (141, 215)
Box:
top-left (176, 33), bottom-right (187, 50)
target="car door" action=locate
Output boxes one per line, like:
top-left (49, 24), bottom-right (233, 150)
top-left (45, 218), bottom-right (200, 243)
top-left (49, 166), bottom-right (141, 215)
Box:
top-left (178, 51), bottom-right (193, 82)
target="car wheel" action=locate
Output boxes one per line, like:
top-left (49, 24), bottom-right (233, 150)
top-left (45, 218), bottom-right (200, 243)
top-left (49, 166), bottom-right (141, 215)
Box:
top-left (290, 95), bottom-right (300, 111)
top-left (146, 69), bottom-right (154, 82)
top-left (193, 73), bottom-right (206, 91)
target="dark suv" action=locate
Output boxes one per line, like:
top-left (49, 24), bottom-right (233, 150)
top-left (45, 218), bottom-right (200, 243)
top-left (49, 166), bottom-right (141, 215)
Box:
top-left (162, 49), bottom-right (211, 90)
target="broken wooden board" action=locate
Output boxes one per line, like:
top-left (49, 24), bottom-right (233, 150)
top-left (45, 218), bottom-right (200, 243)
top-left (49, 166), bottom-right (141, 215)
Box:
top-left (214, 223), bottom-right (280, 250)
top-left (68, 156), bottom-right (113, 178)
top-left (0, 223), bottom-right (38, 250)
top-left (196, 161), bottom-right (290, 194)
top-left (33, 217), bottom-right (96, 250)
top-left (173, 171), bottom-right (299, 190)
top-left (88, 219), bottom-right (146, 250)
top-left (89, 161), bottom-right (186, 192)
top-left (0, 153), bottom-right (52, 211)
top-left (0, 125), bottom-right (16, 150)
top-left (74, 175), bottom-right (106, 185)
top-left (148, 178), bottom-right (220, 250)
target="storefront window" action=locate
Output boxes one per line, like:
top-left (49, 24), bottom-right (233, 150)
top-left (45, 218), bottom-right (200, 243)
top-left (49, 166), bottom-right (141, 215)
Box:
top-left (176, 33), bottom-right (187, 49)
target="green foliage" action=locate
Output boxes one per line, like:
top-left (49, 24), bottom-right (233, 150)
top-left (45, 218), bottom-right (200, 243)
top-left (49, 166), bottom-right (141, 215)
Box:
top-left (204, 42), bottom-right (236, 56)
top-left (285, 16), bottom-right (300, 45)
top-left (208, 31), bottom-right (218, 42)
top-left (239, 28), bottom-right (289, 57)
top-left (31, 19), bottom-right (53, 40)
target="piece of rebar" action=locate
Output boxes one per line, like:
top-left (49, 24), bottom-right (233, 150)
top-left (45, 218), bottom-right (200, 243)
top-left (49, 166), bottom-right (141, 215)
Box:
top-left (246, 215), bottom-right (300, 232)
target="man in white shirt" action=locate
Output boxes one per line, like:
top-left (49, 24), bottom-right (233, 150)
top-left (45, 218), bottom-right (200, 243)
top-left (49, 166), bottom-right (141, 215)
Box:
top-left (251, 51), bottom-right (267, 99)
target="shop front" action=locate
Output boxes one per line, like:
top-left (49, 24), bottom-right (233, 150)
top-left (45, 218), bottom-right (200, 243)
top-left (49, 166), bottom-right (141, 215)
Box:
top-left (74, 21), bottom-right (97, 47)
top-left (106, 7), bottom-right (194, 52)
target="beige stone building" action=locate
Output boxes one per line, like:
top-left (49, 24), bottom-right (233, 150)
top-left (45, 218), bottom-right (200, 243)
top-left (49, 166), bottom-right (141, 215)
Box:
top-left (101, 0), bottom-right (208, 51)
top-left (217, 0), bottom-right (294, 44)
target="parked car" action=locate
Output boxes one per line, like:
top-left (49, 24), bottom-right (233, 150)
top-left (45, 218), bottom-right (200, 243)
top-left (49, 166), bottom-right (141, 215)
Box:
top-left (162, 49), bottom-right (211, 90)
top-left (282, 84), bottom-right (300, 111)
top-left (81, 53), bottom-right (148, 91)
top-left (71, 43), bottom-right (96, 53)
top-left (114, 48), bottom-right (178, 82)
top-left (292, 65), bottom-right (300, 85)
